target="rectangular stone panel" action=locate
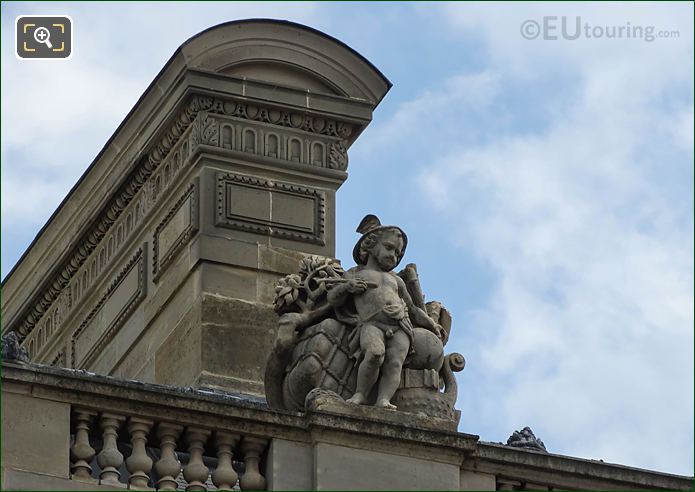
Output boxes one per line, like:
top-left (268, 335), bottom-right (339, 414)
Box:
top-left (225, 182), bottom-right (271, 224)
top-left (1, 392), bottom-right (70, 479)
top-left (271, 190), bottom-right (315, 233)
top-left (215, 171), bottom-right (325, 245)
top-left (71, 246), bottom-right (147, 369)
top-left (153, 181), bottom-right (199, 280)
top-left (314, 442), bottom-right (459, 490)
top-left (159, 202), bottom-right (190, 256)
top-left (2, 469), bottom-right (124, 491)
top-left (267, 439), bottom-right (314, 490)
top-left (460, 470), bottom-right (496, 490)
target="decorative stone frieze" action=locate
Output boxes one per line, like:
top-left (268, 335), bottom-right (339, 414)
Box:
top-left (196, 111), bottom-right (349, 170)
top-left (11, 92), bottom-right (351, 348)
top-left (14, 103), bottom-right (195, 347)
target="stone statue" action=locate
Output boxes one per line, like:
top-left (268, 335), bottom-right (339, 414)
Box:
top-left (506, 427), bottom-right (548, 452)
top-left (264, 214), bottom-right (465, 422)
top-left (1, 331), bottom-right (29, 363)
top-left (329, 215), bottom-right (443, 409)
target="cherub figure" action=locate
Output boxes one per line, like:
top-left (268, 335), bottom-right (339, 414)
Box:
top-left (328, 215), bottom-right (443, 409)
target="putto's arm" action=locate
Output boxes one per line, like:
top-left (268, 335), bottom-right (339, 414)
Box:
top-left (327, 269), bottom-right (369, 307)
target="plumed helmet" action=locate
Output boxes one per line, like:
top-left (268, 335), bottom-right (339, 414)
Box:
top-left (352, 214), bottom-right (408, 266)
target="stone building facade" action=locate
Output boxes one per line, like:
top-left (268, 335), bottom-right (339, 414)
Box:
top-left (1, 20), bottom-right (692, 491)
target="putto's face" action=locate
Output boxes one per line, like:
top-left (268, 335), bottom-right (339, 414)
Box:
top-left (371, 230), bottom-right (404, 271)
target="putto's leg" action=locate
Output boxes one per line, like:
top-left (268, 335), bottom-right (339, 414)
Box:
top-left (347, 324), bottom-right (385, 405)
top-left (375, 330), bottom-right (410, 410)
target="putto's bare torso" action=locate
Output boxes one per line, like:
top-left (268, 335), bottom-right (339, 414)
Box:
top-left (346, 267), bottom-right (403, 324)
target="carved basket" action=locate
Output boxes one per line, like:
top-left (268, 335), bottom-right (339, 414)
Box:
top-left (282, 319), bottom-right (357, 410)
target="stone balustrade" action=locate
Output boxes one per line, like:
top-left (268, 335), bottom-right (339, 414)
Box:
top-left (69, 407), bottom-right (268, 490)
top-left (3, 362), bottom-right (691, 492)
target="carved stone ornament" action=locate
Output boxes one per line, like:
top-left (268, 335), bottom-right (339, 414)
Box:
top-left (264, 214), bottom-right (465, 423)
top-left (506, 426), bottom-right (548, 452)
top-left (11, 93), bottom-right (352, 344)
top-left (1, 331), bottom-right (30, 363)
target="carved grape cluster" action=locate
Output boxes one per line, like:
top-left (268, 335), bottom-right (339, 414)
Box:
top-left (274, 274), bottom-right (302, 314)
top-left (298, 256), bottom-right (344, 279)
top-left (273, 256), bottom-right (345, 314)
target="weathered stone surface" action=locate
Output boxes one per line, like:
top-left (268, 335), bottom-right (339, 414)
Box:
top-left (525, 483), bottom-right (550, 490)
top-left (155, 304), bottom-right (202, 387)
top-left (314, 442), bottom-right (460, 490)
top-left (200, 263), bottom-right (260, 303)
top-left (258, 244), bottom-right (311, 276)
top-left (471, 441), bottom-right (695, 490)
top-left (113, 270), bottom-right (200, 382)
top-left (1, 391), bottom-right (70, 479)
top-left (305, 387), bottom-right (458, 432)
top-left (460, 470), bottom-right (496, 491)
top-left (201, 294), bottom-right (277, 394)
top-left (266, 439), bottom-right (314, 490)
top-left (1, 468), bottom-right (124, 491)
top-left (304, 388), bottom-right (345, 410)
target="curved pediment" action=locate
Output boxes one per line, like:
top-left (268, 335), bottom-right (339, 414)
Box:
top-left (180, 19), bottom-right (391, 104)
top-left (219, 61), bottom-right (344, 96)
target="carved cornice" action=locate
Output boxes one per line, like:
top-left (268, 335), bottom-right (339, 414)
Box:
top-left (208, 98), bottom-right (353, 139)
top-left (11, 93), bottom-right (351, 342)
top-left (13, 96), bottom-right (207, 340)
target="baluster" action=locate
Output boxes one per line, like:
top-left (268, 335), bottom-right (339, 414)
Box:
top-left (71, 408), bottom-right (97, 480)
top-left (211, 431), bottom-right (240, 490)
top-left (155, 423), bottom-right (183, 491)
top-left (126, 417), bottom-right (154, 489)
top-left (97, 413), bottom-right (126, 484)
top-left (183, 427), bottom-right (211, 491)
top-left (239, 436), bottom-right (267, 490)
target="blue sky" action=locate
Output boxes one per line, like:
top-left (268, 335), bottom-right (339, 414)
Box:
top-left (2, 1), bottom-right (693, 476)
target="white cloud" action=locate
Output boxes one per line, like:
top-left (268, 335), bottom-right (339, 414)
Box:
top-left (668, 105), bottom-right (695, 151)
top-left (0, 1), bottom-right (692, 477)
top-left (1, 2), bottom-right (324, 267)
top-left (362, 70), bottom-right (501, 150)
top-left (407, 2), bottom-right (694, 475)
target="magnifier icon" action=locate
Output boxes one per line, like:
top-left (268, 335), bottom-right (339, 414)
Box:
top-left (33, 27), bottom-right (53, 49)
